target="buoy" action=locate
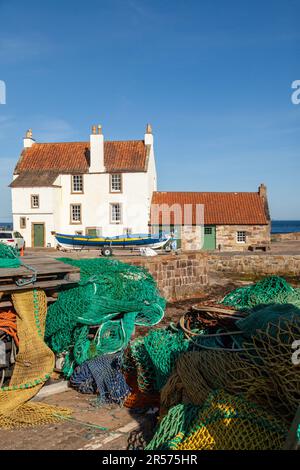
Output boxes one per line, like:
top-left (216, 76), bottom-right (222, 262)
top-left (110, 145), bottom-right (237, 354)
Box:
top-left (20, 246), bottom-right (24, 257)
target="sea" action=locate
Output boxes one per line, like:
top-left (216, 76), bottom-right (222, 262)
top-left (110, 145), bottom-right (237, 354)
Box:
top-left (271, 220), bottom-right (300, 234)
top-left (1, 221), bottom-right (300, 234)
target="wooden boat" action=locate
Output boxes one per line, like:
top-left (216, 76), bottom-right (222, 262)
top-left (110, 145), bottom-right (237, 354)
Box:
top-left (54, 232), bottom-right (171, 254)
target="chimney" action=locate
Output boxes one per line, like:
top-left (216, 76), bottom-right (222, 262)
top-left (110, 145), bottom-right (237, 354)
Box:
top-left (258, 183), bottom-right (271, 221)
top-left (144, 123), bottom-right (153, 146)
top-left (90, 124), bottom-right (105, 173)
top-left (23, 129), bottom-right (35, 148)
top-left (258, 183), bottom-right (267, 199)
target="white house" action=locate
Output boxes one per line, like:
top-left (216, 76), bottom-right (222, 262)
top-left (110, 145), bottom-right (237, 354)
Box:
top-left (10, 125), bottom-right (157, 247)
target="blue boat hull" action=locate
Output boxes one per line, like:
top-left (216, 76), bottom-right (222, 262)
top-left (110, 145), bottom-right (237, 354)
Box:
top-left (55, 232), bottom-right (170, 249)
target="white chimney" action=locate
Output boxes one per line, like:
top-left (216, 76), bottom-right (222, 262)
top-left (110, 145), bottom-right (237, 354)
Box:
top-left (90, 124), bottom-right (105, 173)
top-left (144, 123), bottom-right (153, 146)
top-left (23, 129), bottom-right (35, 148)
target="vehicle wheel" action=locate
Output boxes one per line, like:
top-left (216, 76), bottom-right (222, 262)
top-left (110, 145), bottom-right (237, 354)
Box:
top-left (101, 247), bottom-right (113, 257)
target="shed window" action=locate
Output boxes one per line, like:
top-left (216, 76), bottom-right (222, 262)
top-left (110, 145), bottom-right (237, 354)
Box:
top-left (237, 231), bottom-right (246, 243)
top-left (204, 227), bottom-right (213, 235)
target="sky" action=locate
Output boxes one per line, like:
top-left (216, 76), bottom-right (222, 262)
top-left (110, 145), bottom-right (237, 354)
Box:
top-left (0, 0), bottom-right (299, 221)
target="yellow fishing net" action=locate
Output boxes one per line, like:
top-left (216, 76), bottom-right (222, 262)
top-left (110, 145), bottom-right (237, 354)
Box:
top-left (168, 390), bottom-right (288, 450)
top-left (0, 289), bottom-right (71, 428)
top-left (147, 389), bottom-right (288, 450)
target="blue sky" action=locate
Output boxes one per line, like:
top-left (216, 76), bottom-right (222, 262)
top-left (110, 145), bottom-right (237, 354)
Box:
top-left (0, 0), bottom-right (299, 221)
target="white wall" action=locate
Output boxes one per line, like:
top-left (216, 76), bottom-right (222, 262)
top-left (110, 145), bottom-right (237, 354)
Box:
top-left (12, 186), bottom-right (57, 247)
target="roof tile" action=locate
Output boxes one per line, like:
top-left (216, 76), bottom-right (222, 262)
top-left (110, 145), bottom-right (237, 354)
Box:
top-left (151, 191), bottom-right (269, 225)
top-left (14, 140), bottom-right (148, 174)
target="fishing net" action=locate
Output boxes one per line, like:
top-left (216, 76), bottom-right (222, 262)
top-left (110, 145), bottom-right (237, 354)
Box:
top-left (0, 289), bottom-right (71, 428)
top-left (222, 276), bottom-right (300, 310)
top-left (45, 258), bottom-right (165, 377)
top-left (70, 352), bottom-right (130, 404)
top-left (160, 349), bottom-right (249, 413)
top-left (0, 310), bottom-right (19, 347)
top-left (129, 328), bottom-right (189, 392)
top-left (161, 315), bottom-right (300, 423)
top-left (0, 243), bottom-right (21, 269)
top-left (123, 369), bottom-right (160, 409)
top-left (146, 390), bottom-right (288, 450)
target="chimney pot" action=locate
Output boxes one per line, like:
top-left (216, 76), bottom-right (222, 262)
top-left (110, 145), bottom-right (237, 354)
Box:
top-left (92, 125), bottom-right (97, 135)
top-left (97, 124), bottom-right (102, 135)
top-left (146, 123), bottom-right (152, 134)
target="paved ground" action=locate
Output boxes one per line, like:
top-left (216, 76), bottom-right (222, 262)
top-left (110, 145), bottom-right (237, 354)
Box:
top-left (0, 388), bottom-right (157, 450)
top-left (26, 239), bottom-right (300, 257)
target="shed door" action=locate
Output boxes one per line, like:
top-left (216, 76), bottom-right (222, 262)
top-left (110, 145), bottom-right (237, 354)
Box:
top-left (203, 225), bottom-right (216, 250)
top-left (33, 224), bottom-right (45, 247)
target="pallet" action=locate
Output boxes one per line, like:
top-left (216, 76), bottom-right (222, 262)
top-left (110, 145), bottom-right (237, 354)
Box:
top-left (0, 256), bottom-right (80, 306)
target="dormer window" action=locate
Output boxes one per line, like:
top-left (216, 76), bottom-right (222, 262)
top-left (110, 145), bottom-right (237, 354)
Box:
top-left (110, 174), bottom-right (122, 192)
top-left (72, 175), bottom-right (83, 193)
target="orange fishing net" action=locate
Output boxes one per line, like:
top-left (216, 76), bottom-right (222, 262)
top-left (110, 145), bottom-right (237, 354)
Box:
top-left (0, 310), bottom-right (19, 347)
top-left (124, 371), bottom-right (160, 409)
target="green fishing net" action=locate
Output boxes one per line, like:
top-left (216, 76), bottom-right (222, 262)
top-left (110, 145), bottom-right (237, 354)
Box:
top-left (45, 258), bottom-right (165, 377)
top-left (0, 243), bottom-right (21, 268)
top-left (129, 328), bottom-right (189, 392)
top-left (222, 276), bottom-right (300, 310)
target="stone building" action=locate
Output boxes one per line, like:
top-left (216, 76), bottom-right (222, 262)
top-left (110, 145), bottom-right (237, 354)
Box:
top-left (150, 185), bottom-right (271, 251)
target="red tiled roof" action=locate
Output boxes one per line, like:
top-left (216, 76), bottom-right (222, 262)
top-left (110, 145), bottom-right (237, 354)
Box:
top-left (14, 140), bottom-right (148, 174)
top-left (151, 191), bottom-right (269, 225)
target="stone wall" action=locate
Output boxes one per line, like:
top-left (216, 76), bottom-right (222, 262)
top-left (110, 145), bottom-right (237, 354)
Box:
top-left (216, 224), bottom-right (271, 251)
top-left (272, 232), bottom-right (300, 241)
top-left (208, 252), bottom-right (300, 276)
top-left (120, 251), bottom-right (208, 302)
top-left (181, 225), bottom-right (203, 251)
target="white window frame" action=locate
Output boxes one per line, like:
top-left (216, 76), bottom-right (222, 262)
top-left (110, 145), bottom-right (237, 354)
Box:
top-left (236, 231), bottom-right (246, 243)
top-left (20, 217), bottom-right (26, 229)
top-left (70, 204), bottom-right (82, 224)
top-left (31, 194), bottom-right (40, 209)
top-left (71, 175), bottom-right (84, 193)
top-left (110, 203), bottom-right (122, 224)
top-left (110, 174), bottom-right (122, 192)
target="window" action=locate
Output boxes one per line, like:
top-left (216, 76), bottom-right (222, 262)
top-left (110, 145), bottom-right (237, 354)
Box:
top-left (31, 195), bottom-right (39, 208)
top-left (0, 232), bottom-right (12, 239)
top-left (72, 175), bottom-right (83, 193)
top-left (110, 203), bottom-right (122, 223)
top-left (237, 231), bottom-right (246, 243)
top-left (70, 204), bottom-right (82, 224)
top-left (14, 232), bottom-right (23, 238)
top-left (204, 227), bottom-right (213, 235)
top-left (86, 227), bottom-right (102, 236)
top-left (20, 217), bottom-right (26, 229)
top-left (110, 174), bottom-right (122, 192)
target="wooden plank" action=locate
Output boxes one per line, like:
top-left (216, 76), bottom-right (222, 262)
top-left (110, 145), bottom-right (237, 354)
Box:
top-left (0, 278), bottom-right (78, 294)
top-left (0, 260), bottom-right (80, 278)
